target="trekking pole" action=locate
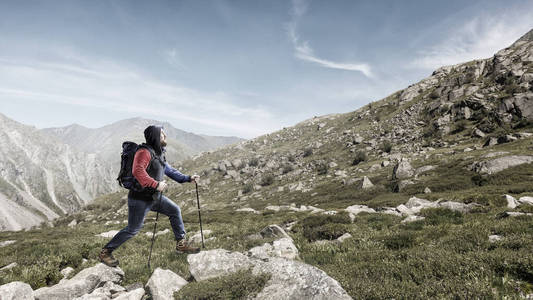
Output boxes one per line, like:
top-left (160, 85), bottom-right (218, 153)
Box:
top-left (148, 192), bottom-right (162, 269)
top-left (195, 182), bottom-right (205, 248)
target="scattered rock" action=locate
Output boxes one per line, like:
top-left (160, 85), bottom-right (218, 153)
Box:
top-left (0, 262), bottom-right (18, 271)
top-left (393, 160), bottom-right (414, 179)
top-left (248, 238), bottom-right (299, 260)
top-left (113, 288), bottom-right (145, 300)
top-left (401, 215), bottom-right (425, 223)
top-left (439, 201), bottom-right (477, 213)
top-left (96, 230), bottom-right (120, 238)
top-left (0, 240), bottom-right (16, 247)
top-left (344, 205), bottom-right (376, 216)
top-left (519, 196), bottom-right (533, 205)
top-left (469, 156), bottom-right (533, 174)
top-left (34, 263), bottom-right (124, 300)
top-left (144, 229), bottom-right (170, 238)
top-left (236, 208), bottom-right (259, 214)
top-left (489, 235), bottom-right (503, 243)
top-left (260, 225), bottom-right (291, 239)
top-left (60, 267), bottom-right (75, 279)
top-left (187, 249), bottom-right (254, 281)
top-left (361, 176), bottom-right (374, 189)
top-left (506, 195), bottom-right (519, 209)
top-left (189, 230), bottom-right (213, 244)
top-left (146, 268), bottom-right (188, 300)
top-left (0, 281), bottom-right (34, 300)
top-left (336, 233), bottom-right (352, 244)
top-left (424, 187), bottom-right (432, 194)
top-left (68, 220), bottom-right (77, 228)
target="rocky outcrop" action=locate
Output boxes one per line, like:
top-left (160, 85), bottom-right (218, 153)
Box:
top-left (0, 281), bottom-right (34, 300)
top-left (34, 263), bottom-right (124, 300)
top-left (145, 268), bottom-right (188, 300)
top-left (469, 156), bottom-right (533, 174)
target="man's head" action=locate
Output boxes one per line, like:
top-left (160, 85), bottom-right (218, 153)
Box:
top-left (143, 125), bottom-right (166, 154)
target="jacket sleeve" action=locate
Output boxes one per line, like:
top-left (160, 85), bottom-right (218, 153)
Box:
top-left (164, 162), bottom-right (191, 183)
top-left (132, 148), bottom-right (159, 188)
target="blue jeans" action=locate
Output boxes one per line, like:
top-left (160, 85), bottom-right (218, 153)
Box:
top-left (104, 194), bottom-right (186, 250)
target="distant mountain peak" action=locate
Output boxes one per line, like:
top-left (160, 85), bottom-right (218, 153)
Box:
top-left (512, 28), bottom-right (533, 46)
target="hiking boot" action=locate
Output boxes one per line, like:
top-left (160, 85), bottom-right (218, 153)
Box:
top-left (176, 239), bottom-right (200, 254)
top-left (99, 248), bottom-right (119, 267)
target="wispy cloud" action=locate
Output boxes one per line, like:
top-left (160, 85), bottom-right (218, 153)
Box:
top-left (286, 0), bottom-right (372, 77)
top-left (0, 52), bottom-right (277, 138)
top-left (411, 9), bottom-right (533, 70)
top-left (161, 48), bottom-right (184, 68)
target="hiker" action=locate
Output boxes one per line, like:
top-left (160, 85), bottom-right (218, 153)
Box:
top-left (99, 125), bottom-right (200, 267)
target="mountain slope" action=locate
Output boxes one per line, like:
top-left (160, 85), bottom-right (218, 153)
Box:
top-left (0, 113), bottom-right (116, 231)
top-left (42, 117), bottom-right (244, 166)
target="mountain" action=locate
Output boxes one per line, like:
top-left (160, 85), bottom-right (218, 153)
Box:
top-left (1, 29), bottom-right (533, 298)
top-left (42, 117), bottom-right (244, 166)
top-left (0, 113), bottom-right (116, 231)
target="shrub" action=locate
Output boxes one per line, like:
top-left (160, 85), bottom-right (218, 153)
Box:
top-left (303, 148), bottom-right (313, 157)
top-left (249, 158), bottom-right (259, 167)
top-left (260, 174), bottom-right (274, 186)
top-left (316, 162), bottom-right (328, 175)
top-left (383, 232), bottom-right (416, 250)
top-left (282, 164), bottom-right (294, 174)
top-left (299, 213), bottom-right (351, 241)
top-left (352, 151), bottom-right (367, 166)
top-left (175, 269), bottom-right (270, 300)
top-left (420, 207), bottom-right (463, 225)
top-left (381, 141), bottom-right (392, 153)
top-left (242, 183), bottom-right (253, 194)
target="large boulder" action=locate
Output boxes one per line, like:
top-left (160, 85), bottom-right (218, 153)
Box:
top-left (187, 250), bottom-right (254, 281)
top-left (393, 160), bottom-right (414, 180)
top-left (146, 268), bottom-right (188, 300)
top-left (251, 258), bottom-right (352, 300)
top-left (260, 225), bottom-right (291, 239)
top-left (469, 155), bottom-right (533, 174)
top-left (34, 263), bottom-right (124, 300)
top-left (0, 281), bottom-right (34, 300)
top-left (114, 288), bottom-right (145, 300)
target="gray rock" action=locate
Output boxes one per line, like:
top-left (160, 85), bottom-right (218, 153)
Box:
top-left (519, 196), bottom-right (533, 206)
top-left (260, 225), bottom-right (291, 239)
top-left (68, 220), bottom-right (77, 228)
top-left (187, 249), bottom-right (254, 281)
top-left (0, 240), bottom-right (16, 247)
top-left (401, 215), bottom-right (425, 223)
top-left (189, 230), bottom-right (212, 244)
top-left (483, 137), bottom-right (499, 147)
top-left (34, 263), bottom-right (124, 300)
top-left (336, 233), bottom-right (352, 244)
top-left (506, 195), bottom-right (518, 209)
top-left (146, 268), bottom-right (188, 300)
top-left (113, 288), bottom-right (144, 300)
top-left (489, 235), bottom-right (502, 243)
top-left (361, 176), bottom-right (374, 189)
top-left (439, 201), bottom-right (477, 213)
top-left (248, 238), bottom-right (299, 260)
top-left (251, 258), bottom-right (352, 300)
top-left (416, 165), bottom-right (436, 175)
top-left (344, 205), bottom-right (376, 216)
top-left (397, 180), bottom-right (415, 192)
top-left (236, 208), bottom-right (259, 214)
top-left (96, 230), bottom-right (120, 238)
top-left (393, 160), bottom-right (414, 179)
top-left (469, 155), bottom-right (533, 174)
top-left (144, 229), bottom-right (170, 238)
top-left (0, 281), bottom-right (34, 300)
top-left (424, 187), bottom-right (432, 194)
top-left (1, 262), bottom-right (18, 271)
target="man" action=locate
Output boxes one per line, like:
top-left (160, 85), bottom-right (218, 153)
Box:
top-left (99, 125), bottom-right (200, 267)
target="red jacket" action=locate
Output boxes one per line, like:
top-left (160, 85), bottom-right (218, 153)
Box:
top-left (132, 148), bottom-right (158, 189)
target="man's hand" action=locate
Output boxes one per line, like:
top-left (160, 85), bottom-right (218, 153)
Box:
top-left (190, 175), bottom-right (200, 184)
top-left (156, 180), bottom-right (167, 192)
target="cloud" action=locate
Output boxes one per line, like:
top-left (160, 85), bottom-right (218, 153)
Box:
top-left (411, 9), bottom-right (533, 70)
top-left (161, 48), bottom-right (184, 68)
top-left (286, 0), bottom-right (372, 77)
top-left (0, 54), bottom-right (277, 138)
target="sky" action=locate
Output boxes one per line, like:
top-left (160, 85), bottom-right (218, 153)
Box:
top-left (1, 0), bottom-right (533, 139)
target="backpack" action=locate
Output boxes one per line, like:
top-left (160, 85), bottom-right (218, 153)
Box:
top-left (116, 141), bottom-right (155, 192)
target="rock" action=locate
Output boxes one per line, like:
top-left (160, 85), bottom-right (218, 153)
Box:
top-left (189, 230), bottom-right (212, 244)
top-left (34, 264), bottom-right (124, 300)
top-left (265, 206), bottom-right (281, 212)
top-left (397, 180), bottom-right (415, 192)
top-left (334, 170), bottom-right (347, 177)
top-left (260, 225), bottom-right (291, 239)
top-left (113, 288), bottom-right (145, 300)
top-left (393, 160), bottom-right (414, 179)
top-left (236, 208), bottom-right (259, 214)
top-left (0, 240), bottom-right (16, 247)
top-left (336, 233), bottom-right (352, 244)
top-left (489, 235), bottom-right (502, 243)
top-left (483, 137), bottom-right (499, 147)
top-left (68, 220), bottom-right (77, 228)
top-left (144, 229), bottom-right (170, 238)
top-left (344, 205), bottom-right (376, 216)
top-left (125, 283), bottom-right (143, 292)
top-left (506, 195), bottom-right (518, 209)
top-left (469, 156), bottom-right (533, 174)
top-left (187, 249), bottom-right (254, 281)
top-left (248, 238), bottom-right (299, 260)
top-left (519, 196), bottom-right (533, 206)
top-left (482, 151), bottom-right (509, 158)
top-left (251, 257), bottom-right (352, 300)
top-left (472, 128), bottom-right (486, 138)
top-left (96, 230), bottom-right (120, 238)
top-left (381, 160), bottom-right (390, 167)
top-left (0, 262), bottom-right (18, 271)
top-left (146, 268), bottom-right (188, 300)
top-left (361, 176), bottom-right (374, 189)
top-left (416, 165), bottom-right (436, 175)
top-left (61, 267), bottom-right (75, 279)
top-left (424, 187), bottom-right (432, 194)
top-left (78, 281), bottom-right (125, 299)
top-left (439, 201), bottom-right (476, 213)
top-left (0, 281), bottom-right (34, 300)
top-left (401, 215), bottom-right (425, 223)
top-left (505, 212), bottom-right (533, 217)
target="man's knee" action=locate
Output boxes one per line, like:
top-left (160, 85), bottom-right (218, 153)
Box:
top-left (126, 224), bottom-right (143, 235)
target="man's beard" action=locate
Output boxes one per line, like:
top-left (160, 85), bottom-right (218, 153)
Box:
top-left (161, 140), bottom-right (167, 147)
